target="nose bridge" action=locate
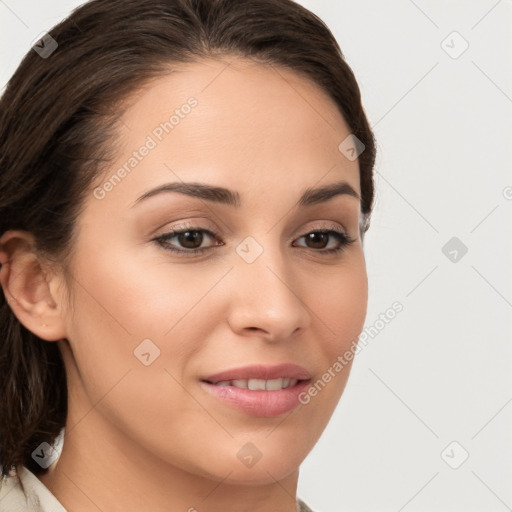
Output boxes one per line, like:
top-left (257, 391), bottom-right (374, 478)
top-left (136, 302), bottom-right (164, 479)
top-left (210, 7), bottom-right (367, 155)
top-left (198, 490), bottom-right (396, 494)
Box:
top-left (228, 233), bottom-right (310, 338)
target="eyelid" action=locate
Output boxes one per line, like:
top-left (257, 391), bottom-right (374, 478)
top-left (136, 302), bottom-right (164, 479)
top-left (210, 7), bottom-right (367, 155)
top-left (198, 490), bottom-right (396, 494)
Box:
top-left (296, 220), bottom-right (348, 236)
top-left (152, 219), bottom-right (218, 238)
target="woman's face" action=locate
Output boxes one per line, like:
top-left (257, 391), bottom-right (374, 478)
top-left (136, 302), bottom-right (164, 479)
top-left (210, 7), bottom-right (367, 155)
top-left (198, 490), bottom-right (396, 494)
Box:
top-left (55, 57), bottom-right (368, 484)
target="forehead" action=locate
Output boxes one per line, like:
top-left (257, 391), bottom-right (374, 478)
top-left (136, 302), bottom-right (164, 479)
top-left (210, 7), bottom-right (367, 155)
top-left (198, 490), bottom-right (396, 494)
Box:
top-left (94, 56), bottom-right (360, 209)
top-left (122, 56), bottom-right (346, 124)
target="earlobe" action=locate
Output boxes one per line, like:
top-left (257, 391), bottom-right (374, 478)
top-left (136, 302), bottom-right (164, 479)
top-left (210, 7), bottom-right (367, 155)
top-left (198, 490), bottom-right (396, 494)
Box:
top-left (0, 230), bottom-right (68, 342)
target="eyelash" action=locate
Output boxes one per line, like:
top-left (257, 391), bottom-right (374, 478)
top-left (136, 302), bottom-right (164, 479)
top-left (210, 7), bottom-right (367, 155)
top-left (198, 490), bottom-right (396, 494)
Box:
top-left (153, 225), bottom-right (356, 257)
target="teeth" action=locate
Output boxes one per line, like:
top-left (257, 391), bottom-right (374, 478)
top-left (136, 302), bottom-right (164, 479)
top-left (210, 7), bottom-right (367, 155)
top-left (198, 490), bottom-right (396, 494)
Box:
top-left (265, 378), bottom-right (283, 391)
top-left (248, 378), bottom-right (267, 390)
top-left (213, 378), bottom-right (299, 390)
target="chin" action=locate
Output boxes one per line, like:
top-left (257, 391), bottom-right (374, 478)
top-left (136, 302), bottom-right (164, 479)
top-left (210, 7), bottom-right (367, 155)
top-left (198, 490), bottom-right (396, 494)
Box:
top-left (214, 463), bottom-right (301, 487)
top-left (193, 444), bottom-right (306, 486)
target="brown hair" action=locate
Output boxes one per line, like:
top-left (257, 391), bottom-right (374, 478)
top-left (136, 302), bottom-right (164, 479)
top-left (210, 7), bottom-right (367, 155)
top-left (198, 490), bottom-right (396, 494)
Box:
top-left (0, 0), bottom-right (376, 477)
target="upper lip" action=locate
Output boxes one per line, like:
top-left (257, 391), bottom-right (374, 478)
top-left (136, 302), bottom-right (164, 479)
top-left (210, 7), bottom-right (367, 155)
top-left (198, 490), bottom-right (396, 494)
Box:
top-left (202, 363), bottom-right (311, 384)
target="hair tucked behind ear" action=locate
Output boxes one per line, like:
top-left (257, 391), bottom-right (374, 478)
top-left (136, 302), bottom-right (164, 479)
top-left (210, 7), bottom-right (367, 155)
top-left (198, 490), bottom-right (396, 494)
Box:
top-left (0, 0), bottom-right (376, 477)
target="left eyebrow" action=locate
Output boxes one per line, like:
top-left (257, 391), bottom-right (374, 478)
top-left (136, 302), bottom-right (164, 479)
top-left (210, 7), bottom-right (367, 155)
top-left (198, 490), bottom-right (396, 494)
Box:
top-left (297, 181), bottom-right (360, 207)
top-left (130, 180), bottom-right (360, 208)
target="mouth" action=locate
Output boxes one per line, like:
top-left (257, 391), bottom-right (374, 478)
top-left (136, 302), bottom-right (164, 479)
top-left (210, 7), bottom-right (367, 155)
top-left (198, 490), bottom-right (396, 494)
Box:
top-left (199, 363), bottom-right (312, 417)
top-left (202, 377), bottom-right (302, 391)
top-left (201, 362), bottom-right (311, 384)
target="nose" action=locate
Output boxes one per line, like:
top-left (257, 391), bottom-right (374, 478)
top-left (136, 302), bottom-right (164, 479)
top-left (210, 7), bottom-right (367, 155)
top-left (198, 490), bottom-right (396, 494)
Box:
top-left (226, 243), bottom-right (311, 342)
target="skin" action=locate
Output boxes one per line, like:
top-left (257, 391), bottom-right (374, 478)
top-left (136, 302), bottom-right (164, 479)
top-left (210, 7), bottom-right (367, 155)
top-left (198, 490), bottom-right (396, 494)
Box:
top-left (0, 57), bottom-right (368, 512)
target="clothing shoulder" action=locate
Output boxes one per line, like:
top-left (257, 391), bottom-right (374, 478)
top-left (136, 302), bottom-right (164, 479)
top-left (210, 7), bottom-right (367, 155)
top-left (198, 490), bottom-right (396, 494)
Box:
top-left (0, 466), bottom-right (314, 512)
top-left (0, 465), bottom-right (66, 512)
top-left (297, 497), bottom-right (316, 512)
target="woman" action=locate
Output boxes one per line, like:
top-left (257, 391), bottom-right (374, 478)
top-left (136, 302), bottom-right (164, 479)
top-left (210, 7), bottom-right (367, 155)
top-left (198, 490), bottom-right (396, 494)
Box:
top-left (0, 0), bottom-right (376, 510)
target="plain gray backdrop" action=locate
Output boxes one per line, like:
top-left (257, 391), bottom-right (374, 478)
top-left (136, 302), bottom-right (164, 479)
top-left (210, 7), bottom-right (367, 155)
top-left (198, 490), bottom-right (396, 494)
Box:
top-left (1, 1), bottom-right (511, 511)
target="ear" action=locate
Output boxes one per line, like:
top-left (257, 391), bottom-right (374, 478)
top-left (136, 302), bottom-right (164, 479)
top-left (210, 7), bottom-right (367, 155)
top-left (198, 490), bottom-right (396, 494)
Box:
top-left (0, 230), bottom-right (68, 342)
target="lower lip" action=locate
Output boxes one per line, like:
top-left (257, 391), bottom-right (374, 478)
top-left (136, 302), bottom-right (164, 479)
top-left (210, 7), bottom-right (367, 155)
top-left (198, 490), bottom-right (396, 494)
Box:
top-left (200, 380), bottom-right (310, 417)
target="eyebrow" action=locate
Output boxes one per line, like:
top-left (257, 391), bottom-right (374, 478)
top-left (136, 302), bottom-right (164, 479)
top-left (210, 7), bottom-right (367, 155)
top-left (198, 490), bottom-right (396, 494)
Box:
top-left (131, 180), bottom-right (360, 208)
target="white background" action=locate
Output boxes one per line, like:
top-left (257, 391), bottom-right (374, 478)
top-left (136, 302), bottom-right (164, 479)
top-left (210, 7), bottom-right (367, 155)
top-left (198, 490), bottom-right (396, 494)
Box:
top-left (1, 1), bottom-right (511, 511)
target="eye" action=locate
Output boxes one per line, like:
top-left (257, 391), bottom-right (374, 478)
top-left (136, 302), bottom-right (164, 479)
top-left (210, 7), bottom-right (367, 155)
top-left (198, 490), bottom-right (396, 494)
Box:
top-left (293, 229), bottom-right (356, 254)
top-left (153, 227), bottom-right (222, 255)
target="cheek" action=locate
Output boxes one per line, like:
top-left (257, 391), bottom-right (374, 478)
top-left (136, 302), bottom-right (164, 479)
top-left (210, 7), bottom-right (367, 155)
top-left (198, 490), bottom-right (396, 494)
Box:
top-left (61, 248), bottom-right (214, 452)
top-left (61, 249), bottom-right (183, 397)
top-left (68, 241), bottom-right (218, 339)
top-left (309, 254), bottom-right (368, 356)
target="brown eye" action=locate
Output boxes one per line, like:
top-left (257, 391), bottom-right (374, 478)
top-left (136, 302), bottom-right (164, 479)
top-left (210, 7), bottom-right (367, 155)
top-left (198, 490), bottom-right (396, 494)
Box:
top-left (154, 227), bottom-right (221, 255)
top-left (304, 232), bottom-right (330, 249)
top-left (176, 230), bottom-right (204, 249)
top-left (293, 229), bottom-right (355, 254)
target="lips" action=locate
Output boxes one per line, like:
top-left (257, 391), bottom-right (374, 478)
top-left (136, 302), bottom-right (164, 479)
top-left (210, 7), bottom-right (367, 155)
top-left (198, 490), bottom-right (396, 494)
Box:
top-left (201, 363), bottom-right (311, 384)
top-left (200, 363), bottom-right (312, 417)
